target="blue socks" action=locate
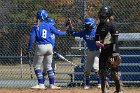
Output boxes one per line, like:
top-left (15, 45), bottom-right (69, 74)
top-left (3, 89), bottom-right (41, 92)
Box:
top-left (95, 72), bottom-right (101, 84)
top-left (85, 77), bottom-right (90, 86)
top-left (47, 70), bottom-right (55, 85)
top-left (35, 69), bottom-right (44, 84)
top-left (107, 77), bottom-right (110, 85)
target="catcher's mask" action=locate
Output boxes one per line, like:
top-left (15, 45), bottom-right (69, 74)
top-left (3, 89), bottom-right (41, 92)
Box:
top-left (107, 54), bottom-right (122, 68)
top-left (98, 5), bottom-right (113, 24)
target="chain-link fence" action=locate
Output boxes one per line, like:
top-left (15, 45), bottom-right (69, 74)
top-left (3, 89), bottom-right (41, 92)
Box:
top-left (0, 0), bottom-right (140, 88)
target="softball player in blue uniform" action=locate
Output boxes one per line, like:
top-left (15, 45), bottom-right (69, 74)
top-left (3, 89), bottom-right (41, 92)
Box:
top-left (69, 18), bottom-right (101, 89)
top-left (47, 18), bottom-right (56, 48)
top-left (46, 18), bottom-right (56, 76)
top-left (46, 18), bottom-right (68, 75)
top-left (27, 10), bottom-right (67, 89)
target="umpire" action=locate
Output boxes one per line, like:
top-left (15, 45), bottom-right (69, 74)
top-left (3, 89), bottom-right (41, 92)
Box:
top-left (95, 5), bottom-right (124, 93)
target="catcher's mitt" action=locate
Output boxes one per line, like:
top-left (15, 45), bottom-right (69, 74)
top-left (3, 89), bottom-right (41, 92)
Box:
top-left (107, 53), bottom-right (122, 68)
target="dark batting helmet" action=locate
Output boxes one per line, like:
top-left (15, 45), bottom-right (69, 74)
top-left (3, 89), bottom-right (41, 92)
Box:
top-left (98, 5), bottom-right (113, 24)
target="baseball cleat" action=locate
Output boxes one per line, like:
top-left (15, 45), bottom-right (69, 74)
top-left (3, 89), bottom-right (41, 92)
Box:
top-left (97, 84), bottom-right (101, 89)
top-left (84, 85), bottom-right (90, 90)
top-left (114, 91), bottom-right (124, 93)
top-left (31, 84), bottom-right (46, 89)
top-left (50, 85), bottom-right (61, 90)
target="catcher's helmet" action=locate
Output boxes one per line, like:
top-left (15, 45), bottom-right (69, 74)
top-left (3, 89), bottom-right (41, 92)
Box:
top-left (98, 5), bottom-right (113, 23)
top-left (36, 10), bottom-right (48, 20)
top-left (47, 18), bottom-right (56, 25)
top-left (84, 18), bottom-right (96, 30)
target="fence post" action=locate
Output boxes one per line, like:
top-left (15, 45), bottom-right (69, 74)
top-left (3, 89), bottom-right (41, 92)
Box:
top-left (20, 47), bottom-right (23, 79)
top-left (83, 0), bottom-right (87, 64)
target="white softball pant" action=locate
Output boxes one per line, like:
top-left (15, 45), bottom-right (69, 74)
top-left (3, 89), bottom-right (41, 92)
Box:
top-left (33, 44), bottom-right (53, 71)
top-left (85, 50), bottom-right (100, 77)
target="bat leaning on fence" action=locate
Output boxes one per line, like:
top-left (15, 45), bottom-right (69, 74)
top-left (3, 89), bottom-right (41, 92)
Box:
top-left (54, 52), bottom-right (77, 67)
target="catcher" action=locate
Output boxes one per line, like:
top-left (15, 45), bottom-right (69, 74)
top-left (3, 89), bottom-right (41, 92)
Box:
top-left (95, 5), bottom-right (124, 93)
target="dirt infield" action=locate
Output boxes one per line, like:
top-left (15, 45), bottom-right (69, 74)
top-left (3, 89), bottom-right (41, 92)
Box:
top-left (1, 87), bottom-right (140, 93)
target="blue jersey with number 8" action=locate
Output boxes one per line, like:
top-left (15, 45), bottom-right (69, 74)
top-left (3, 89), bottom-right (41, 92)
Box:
top-left (28, 21), bottom-right (66, 50)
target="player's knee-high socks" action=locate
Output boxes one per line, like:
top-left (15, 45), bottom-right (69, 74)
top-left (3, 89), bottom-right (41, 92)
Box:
top-left (47, 70), bottom-right (55, 85)
top-left (85, 76), bottom-right (90, 86)
top-left (120, 74), bottom-right (123, 81)
top-left (95, 72), bottom-right (101, 85)
top-left (95, 72), bottom-right (111, 87)
top-left (34, 68), bottom-right (44, 85)
top-left (42, 71), bottom-right (47, 83)
top-left (107, 77), bottom-right (110, 85)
